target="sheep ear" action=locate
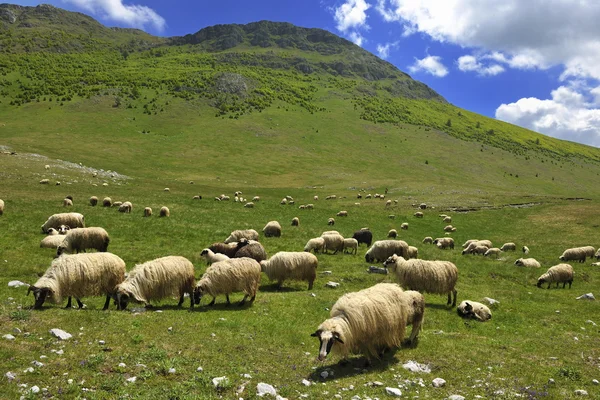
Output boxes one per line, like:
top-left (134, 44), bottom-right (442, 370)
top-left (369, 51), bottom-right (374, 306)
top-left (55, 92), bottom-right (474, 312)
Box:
top-left (310, 330), bottom-right (321, 337)
top-left (333, 332), bottom-right (344, 344)
top-left (464, 302), bottom-right (473, 312)
top-left (27, 285), bottom-right (36, 296)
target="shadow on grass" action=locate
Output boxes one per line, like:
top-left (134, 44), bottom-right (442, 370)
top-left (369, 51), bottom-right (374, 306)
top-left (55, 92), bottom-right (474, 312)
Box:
top-left (307, 348), bottom-right (401, 380)
top-left (190, 301), bottom-right (256, 313)
top-left (259, 283), bottom-right (308, 293)
top-left (425, 302), bottom-right (455, 310)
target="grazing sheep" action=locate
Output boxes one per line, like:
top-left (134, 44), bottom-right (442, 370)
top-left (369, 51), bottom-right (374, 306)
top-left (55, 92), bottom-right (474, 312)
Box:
top-left (351, 229), bottom-right (373, 247)
top-left (41, 212), bottom-right (85, 233)
top-left (433, 237), bottom-right (454, 250)
top-left (523, 246), bottom-right (530, 255)
top-left (28, 253), bottom-right (126, 310)
top-left (443, 216), bottom-right (452, 223)
top-left (595, 249), bottom-right (600, 259)
top-left (306, 203), bottom-right (314, 209)
top-left (326, 195), bottom-right (337, 200)
top-left (385, 200), bottom-right (392, 207)
top-left (263, 221), bottom-right (282, 238)
top-left (260, 252), bottom-right (318, 290)
top-left (280, 198), bottom-right (288, 205)
top-left (234, 239), bottom-right (267, 262)
top-left (462, 239), bottom-right (480, 248)
top-left (164, 188), bottom-right (170, 192)
top-left (143, 207), bottom-right (152, 217)
top-left (63, 198), bottom-right (73, 207)
top-left (314, 195), bottom-right (319, 201)
top-left (343, 238), bottom-right (359, 255)
top-left (112, 201), bottom-right (123, 208)
top-left (102, 197), bottom-right (112, 207)
top-left (469, 245), bottom-right (489, 255)
top-left (357, 193), bottom-right (362, 199)
top-left (244, 202), bottom-right (254, 208)
top-left (484, 248), bottom-right (503, 258)
top-left (209, 242), bottom-right (242, 258)
top-left (537, 264), bottom-right (574, 289)
top-left (200, 248), bottom-right (230, 265)
top-left (252, 196), bottom-right (260, 202)
top-left (322, 230), bottom-right (340, 236)
top-left (193, 195), bottom-right (202, 200)
top-left (114, 256), bottom-right (195, 309)
top-left (365, 240), bottom-right (409, 263)
top-left (118, 201), bottom-right (132, 213)
top-left (40, 234), bottom-right (67, 249)
top-left (419, 203), bottom-right (427, 209)
top-left (321, 232), bottom-right (345, 254)
top-left (387, 229), bottom-right (398, 239)
top-left (158, 206), bottom-right (169, 217)
top-left (337, 210), bottom-right (348, 217)
top-left (407, 246), bottom-right (419, 259)
top-left (388, 214), bottom-right (396, 219)
top-left (39, 179), bottom-right (49, 184)
top-left (311, 283), bottom-right (424, 362)
top-left (443, 225), bottom-right (455, 232)
top-left (328, 218), bottom-right (335, 226)
top-left (0, 198), bottom-right (4, 216)
top-left (457, 301), bottom-right (492, 321)
top-left (65, 195), bottom-right (73, 201)
top-left (581, 246), bottom-right (596, 259)
top-left (89, 196), bottom-right (98, 207)
top-left (400, 223), bottom-right (409, 230)
top-left (384, 254), bottom-right (458, 307)
top-left (559, 247), bottom-right (589, 263)
top-left (365, 194), bottom-right (372, 199)
top-left (291, 217), bottom-right (299, 226)
top-left (224, 229), bottom-right (259, 244)
top-left (462, 241), bottom-right (490, 255)
top-left (304, 237), bottom-right (325, 254)
top-left (56, 227), bottom-right (110, 256)
top-left (194, 257), bottom-right (261, 306)
top-left (45, 164), bottom-right (50, 170)
top-left (515, 258), bottom-right (541, 268)
top-left (414, 212), bottom-right (423, 218)
top-left (500, 243), bottom-right (517, 251)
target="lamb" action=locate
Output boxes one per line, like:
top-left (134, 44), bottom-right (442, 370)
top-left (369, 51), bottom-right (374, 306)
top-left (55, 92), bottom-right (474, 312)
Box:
top-left (224, 229), bottom-right (259, 244)
top-left (500, 242), bottom-right (517, 251)
top-left (457, 301), bottom-right (492, 321)
top-left (263, 221), bottom-right (282, 237)
top-left (143, 207), bottom-right (152, 217)
top-left (433, 237), bottom-right (454, 250)
top-left (387, 229), bottom-right (398, 239)
top-left (364, 240), bottom-right (409, 263)
top-left (114, 256), bottom-right (196, 309)
top-left (244, 202), bottom-right (254, 208)
top-left (537, 264), bottom-right (574, 289)
top-left (200, 248), bottom-right (230, 265)
top-left (304, 237), bottom-right (325, 254)
top-left (462, 241), bottom-right (490, 255)
top-left (41, 212), bottom-right (85, 233)
top-left (0, 198), bottom-right (4, 215)
top-left (523, 246), bottom-right (530, 255)
top-left (321, 232), bottom-right (345, 254)
top-left (414, 212), bottom-right (423, 218)
top-left (39, 179), bottom-right (49, 184)
top-left (118, 201), bottom-right (132, 213)
top-left (443, 216), bottom-right (452, 223)
top-left (209, 242), bottom-right (242, 258)
top-left (365, 194), bottom-right (372, 199)
top-left (194, 257), bottom-right (261, 306)
top-left (234, 239), bottom-right (267, 262)
top-left (291, 217), bottom-right (299, 226)
top-left (260, 252), bottom-right (318, 290)
top-left (63, 198), bottom-right (73, 207)
top-left (56, 227), bottom-right (110, 256)
top-left (343, 238), bottom-right (359, 255)
top-left (89, 196), bottom-right (98, 206)
top-left (314, 195), bottom-right (319, 201)
top-left (484, 248), bottom-right (503, 258)
top-left (311, 283), bottom-right (424, 362)
top-left (336, 210), bottom-right (348, 217)
top-left (422, 237), bottom-right (433, 245)
top-left (57, 225), bottom-right (70, 235)
top-left (28, 252), bottom-right (126, 310)
top-left (443, 225), bottom-right (455, 232)
top-left (400, 223), bottom-right (409, 230)
top-left (407, 246), bottom-right (418, 259)
top-left (352, 229), bottom-right (373, 247)
top-left (40, 234), bottom-right (67, 249)
top-left (515, 258), bottom-right (541, 268)
top-left (46, 228), bottom-right (59, 235)
top-left (102, 197), bottom-right (112, 207)
top-left (559, 247), bottom-right (589, 263)
top-left (159, 206), bottom-right (170, 217)
top-left (328, 218), bottom-right (335, 226)
top-left (383, 254), bottom-right (458, 307)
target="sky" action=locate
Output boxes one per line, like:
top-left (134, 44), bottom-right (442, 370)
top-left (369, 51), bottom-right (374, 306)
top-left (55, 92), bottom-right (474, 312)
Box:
top-left (13, 0), bottom-right (600, 148)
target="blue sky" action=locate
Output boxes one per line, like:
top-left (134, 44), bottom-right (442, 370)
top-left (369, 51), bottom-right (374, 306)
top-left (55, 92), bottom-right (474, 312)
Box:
top-left (14, 0), bottom-right (600, 147)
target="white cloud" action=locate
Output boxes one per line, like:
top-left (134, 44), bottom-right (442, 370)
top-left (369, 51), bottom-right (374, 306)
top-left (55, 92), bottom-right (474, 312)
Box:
top-left (348, 31), bottom-right (365, 46)
top-left (63, 0), bottom-right (166, 31)
top-left (457, 55), bottom-right (504, 76)
top-left (334, 0), bottom-right (371, 32)
top-left (496, 86), bottom-right (600, 147)
top-left (376, 41), bottom-right (399, 59)
top-left (408, 55), bottom-right (448, 77)
top-left (374, 0), bottom-right (600, 79)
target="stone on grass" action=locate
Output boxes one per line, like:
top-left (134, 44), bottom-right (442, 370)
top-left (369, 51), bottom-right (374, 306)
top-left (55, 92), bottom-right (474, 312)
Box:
top-left (574, 389), bottom-right (588, 396)
top-left (168, 368), bottom-right (176, 374)
top-left (118, 363), bottom-right (126, 368)
top-left (257, 382), bottom-right (277, 397)
top-left (320, 370), bottom-right (329, 379)
top-left (385, 387), bottom-right (402, 396)
top-left (325, 281), bottom-right (340, 288)
top-left (49, 329), bottom-right (72, 340)
top-left (402, 360), bottom-right (431, 373)
top-left (5, 371), bottom-right (16, 381)
top-left (576, 293), bottom-right (595, 300)
top-left (8, 280), bottom-right (28, 288)
top-left (31, 360), bottom-right (44, 367)
top-left (447, 396), bottom-right (465, 400)
top-left (126, 377), bottom-right (137, 383)
top-left (483, 297), bottom-right (499, 305)
top-left (3, 334), bottom-right (15, 341)
top-left (432, 378), bottom-right (446, 387)
top-left (212, 376), bottom-right (228, 388)
top-left (301, 379), bottom-right (311, 386)
top-left (196, 367), bottom-right (203, 372)
top-left (30, 385), bottom-right (40, 394)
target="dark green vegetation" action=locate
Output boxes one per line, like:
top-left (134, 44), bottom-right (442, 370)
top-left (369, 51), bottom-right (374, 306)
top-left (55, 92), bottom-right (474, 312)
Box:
top-left (1, 4), bottom-right (599, 399)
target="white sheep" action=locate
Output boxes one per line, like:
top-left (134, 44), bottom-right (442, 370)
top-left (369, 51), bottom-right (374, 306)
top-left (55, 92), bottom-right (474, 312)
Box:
top-left (407, 246), bottom-right (419, 259)
top-left (304, 237), bottom-right (325, 254)
top-left (28, 252), bottom-right (125, 310)
top-left (523, 246), bottom-right (530, 255)
top-left (311, 283), bottom-right (424, 362)
top-left (291, 217), bottom-right (299, 226)
top-left (343, 238), bottom-right (359, 255)
top-left (143, 207), bottom-right (152, 217)
top-left (115, 256), bottom-right (196, 309)
top-left (364, 240), bottom-right (409, 263)
top-left (457, 300), bottom-right (492, 321)
top-left (118, 201), bottom-right (132, 213)
top-left (102, 197), bottom-right (112, 207)
top-left (56, 227), bottom-right (110, 256)
top-left (39, 178), bottom-right (49, 184)
top-left (336, 210), bottom-right (348, 217)
top-left (44, 164), bottom-right (50, 170)
top-left (462, 241), bottom-right (490, 255)
top-left (252, 196), bottom-right (260, 202)
top-left (260, 252), bottom-right (318, 290)
top-left (280, 198), bottom-right (288, 205)
top-left (164, 187), bottom-right (170, 192)
top-left (422, 236), bottom-right (433, 245)
top-left (484, 248), bottom-right (503, 258)
top-left (385, 200), bottom-right (392, 207)
top-left (40, 234), bottom-right (66, 249)
top-left (443, 225), bottom-right (455, 232)
top-left (514, 258), bottom-right (541, 268)
top-left (89, 196), bottom-right (98, 207)
top-left (400, 222), bottom-right (409, 230)
top-left (57, 225), bottom-right (70, 235)
top-left (387, 229), bottom-right (398, 238)
top-left (62, 198), bottom-right (73, 207)
top-left (384, 254), bottom-right (458, 307)
top-left (194, 257), bottom-right (261, 306)
top-left (327, 217), bottom-right (335, 226)
top-left (433, 237), bottom-right (454, 250)
top-left (500, 242), bottom-right (517, 251)
top-left (113, 201), bottom-right (123, 208)
top-left (244, 202), bottom-right (254, 208)
top-left (313, 195), bottom-right (319, 201)
top-left (414, 212), bottom-right (423, 218)
top-left (537, 264), bottom-right (574, 289)
top-left (443, 216), bottom-right (452, 223)
top-left (0, 198), bottom-right (3, 216)
top-left (41, 212), bottom-right (85, 233)
top-left (159, 206), bottom-right (170, 217)
top-left (46, 228), bottom-right (59, 235)
top-left (321, 232), bottom-right (344, 254)
top-left (224, 229), bottom-right (259, 244)
top-left (200, 248), bottom-right (230, 265)
top-left (263, 221), bottom-right (282, 237)
top-left (559, 247), bottom-right (589, 263)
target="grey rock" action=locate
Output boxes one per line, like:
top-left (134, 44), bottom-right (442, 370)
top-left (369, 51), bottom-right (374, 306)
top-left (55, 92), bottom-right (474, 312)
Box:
top-left (30, 386), bottom-right (40, 394)
top-left (367, 266), bottom-right (388, 274)
top-left (301, 379), bottom-right (311, 386)
top-left (168, 368), bottom-right (176, 374)
top-left (320, 370), bottom-right (329, 379)
top-left (5, 371), bottom-right (16, 381)
top-left (13, 328), bottom-right (21, 334)
top-left (257, 382), bottom-right (277, 397)
top-left (402, 360), bottom-right (431, 373)
top-left (49, 329), bottom-right (72, 340)
top-left (385, 387), bottom-right (402, 397)
top-left (483, 297), bottom-right (499, 305)
top-left (8, 280), bottom-right (28, 288)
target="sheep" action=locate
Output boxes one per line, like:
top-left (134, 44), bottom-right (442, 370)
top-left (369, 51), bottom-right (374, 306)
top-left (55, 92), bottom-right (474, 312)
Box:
top-left (209, 242), bottom-right (242, 258)
top-left (414, 212), bottom-right (423, 218)
top-left (343, 238), bottom-right (359, 255)
top-left (537, 264), bottom-right (574, 289)
top-left (57, 225), bottom-right (70, 235)
top-left (200, 248), bottom-right (230, 265)
top-left (102, 197), bottom-right (112, 207)
top-left (89, 196), bottom-right (98, 206)
top-left (581, 246), bottom-right (596, 259)
top-left (63, 198), bottom-right (73, 207)
top-left (224, 229), bottom-right (259, 244)
top-left (365, 194), bottom-right (372, 199)
top-left (515, 258), bottom-right (541, 268)
top-left (291, 217), bottom-right (299, 226)
top-left (41, 212), bottom-right (85, 233)
top-left (322, 230), bottom-right (340, 235)
top-left (422, 237), bottom-right (433, 245)
top-left (28, 252), bottom-right (126, 310)
top-left (164, 188), bottom-right (170, 192)
top-left (314, 195), bottom-right (319, 201)
top-left (47, 228), bottom-right (59, 235)
top-left (112, 201), bottom-right (123, 208)
top-left (523, 246), bottom-right (530, 255)
top-left (0, 198), bottom-right (4, 216)
top-left (468, 245), bottom-right (489, 255)
top-left (387, 229), bottom-right (398, 239)
top-left (118, 201), bottom-right (132, 213)
top-left (39, 179), bottom-right (49, 184)
top-left (311, 283), bottom-right (424, 362)
top-left (433, 237), bottom-right (454, 250)
top-left (159, 206), bottom-right (170, 217)
top-left (194, 257), bottom-right (261, 306)
top-left (321, 232), bottom-right (345, 254)
top-left (462, 239), bottom-right (479, 248)
top-left (40, 234), bottom-right (67, 249)
top-left (385, 200), bottom-right (392, 207)
top-left (356, 193), bottom-right (362, 199)
top-left (260, 252), bottom-right (318, 290)
top-left (234, 239), bottom-right (267, 262)
top-left (384, 254), bottom-right (458, 307)
top-left (193, 195), bottom-right (202, 200)
top-left (419, 203), bottom-right (427, 209)
top-left (337, 210), bottom-right (348, 217)
top-left (45, 164), bottom-right (50, 170)
top-left (244, 202), bottom-right (254, 208)
top-left (364, 240), bottom-right (409, 263)
top-left (407, 246), bottom-right (419, 259)
top-left (306, 203), bottom-right (314, 209)
top-left (263, 221), bottom-right (282, 238)
top-left (443, 216), bottom-right (452, 223)
top-left (304, 237), bottom-right (325, 254)
top-left (351, 229), bottom-right (372, 247)
top-left (500, 243), bottom-right (517, 251)
top-left (457, 301), bottom-right (492, 321)
top-left (252, 196), bottom-right (260, 202)
top-left (65, 195), bottom-right (73, 201)
top-left (326, 195), bottom-right (336, 200)
top-left (462, 241), bottom-right (490, 255)
top-left (559, 247), bottom-right (589, 263)
top-left (484, 248), bottom-right (503, 258)
top-left (56, 227), bottom-right (110, 256)
top-left (280, 198), bottom-right (288, 205)
top-left (143, 207), bottom-right (152, 217)
top-left (400, 223), bottom-right (408, 230)
top-left (114, 256), bottom-right (195, 310)
top-left (443, 225), bottom-right (455, 232)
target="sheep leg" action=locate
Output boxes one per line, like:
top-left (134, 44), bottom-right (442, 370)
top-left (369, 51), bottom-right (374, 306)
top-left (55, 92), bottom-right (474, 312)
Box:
top-left (102, 295), bottom-right (111, 310)
top-left (250, 294), bottom-right (256, 302)
top-left (277, 280), bottom-right (283, 290)
top-left (568, 280), bottom-right (572, 289)
top-left (75, 298), bottom-right (85, 309)
top-left (451, 290), bottom-right (457, 307)
top-left (308, 280), bottom-right (314, 290)
top-left (208, 297), bottom-right (216, 306)
top-left (547, 283), bottom-right (551, 289)
top-left (225, 294), bottom-right (231, 306)
top-left (189, 292), bottom-right (194, 309)
top-left (65, 297), bottom-right (73, 308)
top-left (177, 294), bottom-right (184, 307)
top-left (562, 282), bottom-right (566, 289)
top-left (238, 295), bottom-right (248, 306)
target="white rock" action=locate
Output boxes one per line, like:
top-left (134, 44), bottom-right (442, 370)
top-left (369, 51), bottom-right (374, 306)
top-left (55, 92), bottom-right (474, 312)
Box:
top-left (197, 367), bottom-right (203, 372)
top-left (432, 378), bottom-right (446, 387)
top-left (548, 379), bottom-right (555, 384)
top-left (155, 310), bottom-right (163, 313)
top-left (49, 329), bottom-right (72, 340)
top-left (321, 271), bottom-right (332, 275)
top-left (402, 360), bottom-right (431, 373)
top-left (301, 379), bottom-right (312, 386)
top-left (256, 382), bottom-right (277, 397)
top-left (574, 389), bottom-right (588, 396)
top-left (31, 360), bottom-right (44, 367)
top-left (24, 367), bottom-right (34, 373)
top-left (118, 363), bottom-right (126, 368)
top-left (67, 379), bottom-right (73, 384)
top-left (168, 327), bottom-right (173, 332)
top-left (135, 364), bottom-right (147, 368)
top-left (483, 297), bottom-right (499, 305)
top-left (8, 280), bottom-right (28, 288)
top-left (212, 376), bottom-right (228, 388)
top-left (385, 387), bottom-right (402, 397)
top-left (168, 368), bottom-right (176, 374)
top-left (586, 320), bottom-right (597, 326)
top-left (592, 379), bottom-right (599, 385)
top-left (447, 396), bottom-right (465, 400)
top-left (310, 293), bottom-right (316, 297)
top-left (5, 371), bottom-right (16, 381)
top-left (242, 373), bottom-right (252, 378)
top-left (126, 377), bottom-right (137, 383)
top-left (30, 386), bottom-right (40, 394)
top-left (98, 340), bottom-right (105, 345)
top-left (56, 350), bottom-right (64, 355)
top-left (576, 293), bottom-right (595, 300)
top-left (275, 396), bottom-right (288, 400)
top-left (320, 371), bottom-right (329, 379)
top-left (3, 334), bottom-right (15, 340)
top-left (13, 328), bottom-right (21, 334)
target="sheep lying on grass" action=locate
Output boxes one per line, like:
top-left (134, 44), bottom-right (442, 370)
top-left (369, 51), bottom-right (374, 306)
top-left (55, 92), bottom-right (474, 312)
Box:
top-left (365, 240), bottom-right (409, 262)
top-left (311, 283), bottom-right (424, 363)
top-left (40, 235), bottom-right (66, 249)
top-left (200, 248), bottom-right (230, 265)
top-left (260, 252), bottom-right (318, 290)
top-left (457, 301), bottom-right (492, 321)
top-left (194, 257), bottom-right (261, 306)
top-left (29, 253), bottom-right (125, 310)
top-left (384, 254), bottom-right (458, 307)
top-left (56, 227), bottom-right (110, 256)
top-left (515, 258), bottom-right (541, 268)
top-left (41, 212), bottom-right (85, 233)
top-left (537, 264), bottom-right (574, 289)
top-left (115, 256), bottom-right (195, 309)
top-left (224, 229), bottom-right (259, 244)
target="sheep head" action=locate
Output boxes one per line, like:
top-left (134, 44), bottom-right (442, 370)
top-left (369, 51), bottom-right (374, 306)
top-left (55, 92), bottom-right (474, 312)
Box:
top-left (193, 283), bottom-right (206, 305)
top-left (536, 277), bottom-right (546, 288)
top-left (311, 329), bottom-right (344, 361)
top-left (28, 285), bottom-right (52, 309)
